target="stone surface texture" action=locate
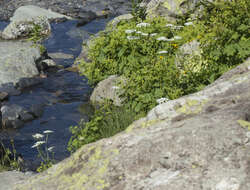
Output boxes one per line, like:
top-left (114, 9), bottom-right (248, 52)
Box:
top-left (0, 0), bottom-right (132, 21)
top-left (141, 0), bottom-right (201, 22)
top-left (90, 75), bottom-right (125, 106)
top-left (0, 41), bottom-right (41, 85)
top-left (13, 58), bottom-right (250, 190)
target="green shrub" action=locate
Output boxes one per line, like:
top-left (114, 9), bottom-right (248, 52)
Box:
top-left (199, 0), bottom-right (250, 67)
top-left (68, 102), bottom-right (137, 153)
top-left (0, 140), bottom-right (21, 172)
top-left (70, 0), bottom-right (250, 152)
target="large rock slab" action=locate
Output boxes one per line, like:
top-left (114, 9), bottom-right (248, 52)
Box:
top-left (13, 58), bottom-right (250, 190)
top-left (0, 41), bottom-right (41, 85)
top-left (0, 171), bottom-right (35, 190)
top-left (9, 5), bottom-right (70, 23)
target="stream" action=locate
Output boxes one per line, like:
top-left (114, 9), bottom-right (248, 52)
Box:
top-left (0, 18), bottom-right (111, 170)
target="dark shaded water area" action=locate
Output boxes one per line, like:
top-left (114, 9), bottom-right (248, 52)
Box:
top-left (0, 18), bottom-right (111, 169)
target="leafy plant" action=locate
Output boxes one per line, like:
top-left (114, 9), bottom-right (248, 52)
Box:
top-left (71, 0), bottom-right (250, 152)
top-left (68, 101), bottom-right (137, 153)
top-left (0, 139), bottom-right (21, 171)
top-left (31, 130), bottom-right (55, 172)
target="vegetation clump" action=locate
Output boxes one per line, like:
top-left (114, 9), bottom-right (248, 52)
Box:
top-left (68, 0), bottom-right (250, 152)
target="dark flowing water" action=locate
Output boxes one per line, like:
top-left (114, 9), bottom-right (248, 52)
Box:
top-left (0, 18), bottom-right (111, 169)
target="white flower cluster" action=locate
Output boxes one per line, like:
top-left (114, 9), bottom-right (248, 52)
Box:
top-left (127, 36), bottom-right (140, 40)
top-left (125, 29), bottom-right (136, 34)
top-left (156, 37), bottom-right (174, 41)
top-left (31, 130), bottom-right (54, 148)
top-left (158, 50), bottom-right (168, 54)
top-left (156, 98), bottom-right (169, 104)
top-left (166, 23), bottom-right (184, 30)
top-left (136, 22), bottom-right (150, 27)
top-left (31, 141), bottom-right (45, 148)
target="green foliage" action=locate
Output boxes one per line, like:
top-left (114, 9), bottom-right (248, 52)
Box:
top-left (36, 160), bottom-right (53, 173)
top-left (131, 0), bottom-right (147, 21)
top-left (199, 0), bottom-right (250, 67)
top-left (71, 0), bottom-right (250, 152)
top-left (31, 131), bottom-right (55, 173)
top-left (68, 102), bottom-right (137, 153)
top-left (0, 140), bottom-right (21, 171)
top-left (28, 23), bottom-right (46, 43)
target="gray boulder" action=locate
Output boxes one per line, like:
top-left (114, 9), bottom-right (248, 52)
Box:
top-left (1, 5), bottom-right (71, 40)
top-left (0, 41), bottom-right (42, 86)
top-left (1, 104), bottom-right (34, 128)
top-left (142, 0), bottom-right (201, 22)
top-left (13, 58), bottom-right (250, 190)
top-left (108, 13), bottom-right (134, 27)
top-left (175, 40), bottom-right (202, 72)
top-left (90, 75), bottom-right (125, 106)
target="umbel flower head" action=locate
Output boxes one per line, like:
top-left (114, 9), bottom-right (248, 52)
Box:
top-left (43, 130), bottom-right (54, 134)
top-left (31, 141), bottom-right (45, 148)
top-left (32, 133), bottom-right (44, 139)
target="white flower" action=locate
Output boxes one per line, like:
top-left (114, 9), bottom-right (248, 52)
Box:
top-left (31, 141), bottom-right (45, 148)
top-left (127, 36), bottom-right (139, 40)
top-left (32, 133), bottom-right (44, 139)
top-left (78, 136), bottom-right (84, 141)
top-left (48, 146), bottom-right (54, 152)
top-left (136, 22), bottom-right (150, 27)
top-left (158, 50), bottom-right (168, 54)
top-left (157, 37), bottom-right (174, 41)
top-left (166, 24), bottom-right (174, 27)
top-left (141, 32), bottom-right (149, 36)
top-left (157, 36), bottom-right (167, 41)
top-left (156, 98), bottom-right (169, 104)
top-left (184, 22), bottom-right (193, 26)
top-left (174, 36), bottom-right (182, 40)
top-left (112, 86), bottom-right (120, 89)
top-left (43, 130), bottom-right (54, 134)
top-left (150, 33), bottom-right (158, 37)
top-left (173, 25), bottom-right (184, 30)
top-left (125, 29), bottom-right (136, 34)
top-left (136, 31), bottom-right (148, 36)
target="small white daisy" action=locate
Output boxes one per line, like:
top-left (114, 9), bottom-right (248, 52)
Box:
top-left (127, 36), bottom-right (139, 40)
top-left (173, 25), bottom-right (184, 30)
top-left (125, 29), bottom-right (136, 34)
top-left (43, 130), bottom-right (54, 134)
top-left (184, 22), bottom-right (193, 26)
top-left (166, 24), bottom-right (174, 27)
top-left (141, 32), bottom-right (149, 36)
top-left (150, 33), bottom-right (158, 37)
top-left (112, 86), bottom-right (120, 89)
top-left (32, 133), bottom-right (44, 139)
top-left (174, 36), bottom-right (182, 40)
top-left (136, 22), bottom-right (150, 27)
top-left (31, 141), bottom-right (45, 148)
top-left (156, 98), bottom-right (169, 104)
top-left (48, 146), bottom-right (54, 152)
top-left (157, 36), bottom-right (168, 41)
top-left (158, 50), bottom-right (168, 54)
top-left (157, 37), bottom-right (174, 41)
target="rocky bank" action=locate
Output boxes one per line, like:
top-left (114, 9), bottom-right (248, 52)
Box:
top-left (1, 0), bottom-right (250, 190)
top-left (12, 56), bottom-right (250, 189)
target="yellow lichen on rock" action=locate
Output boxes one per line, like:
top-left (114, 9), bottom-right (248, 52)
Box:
top-left (176, 98), bottom-right (208, 115)
top-left (237, 120), bottom-right (250, 130)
